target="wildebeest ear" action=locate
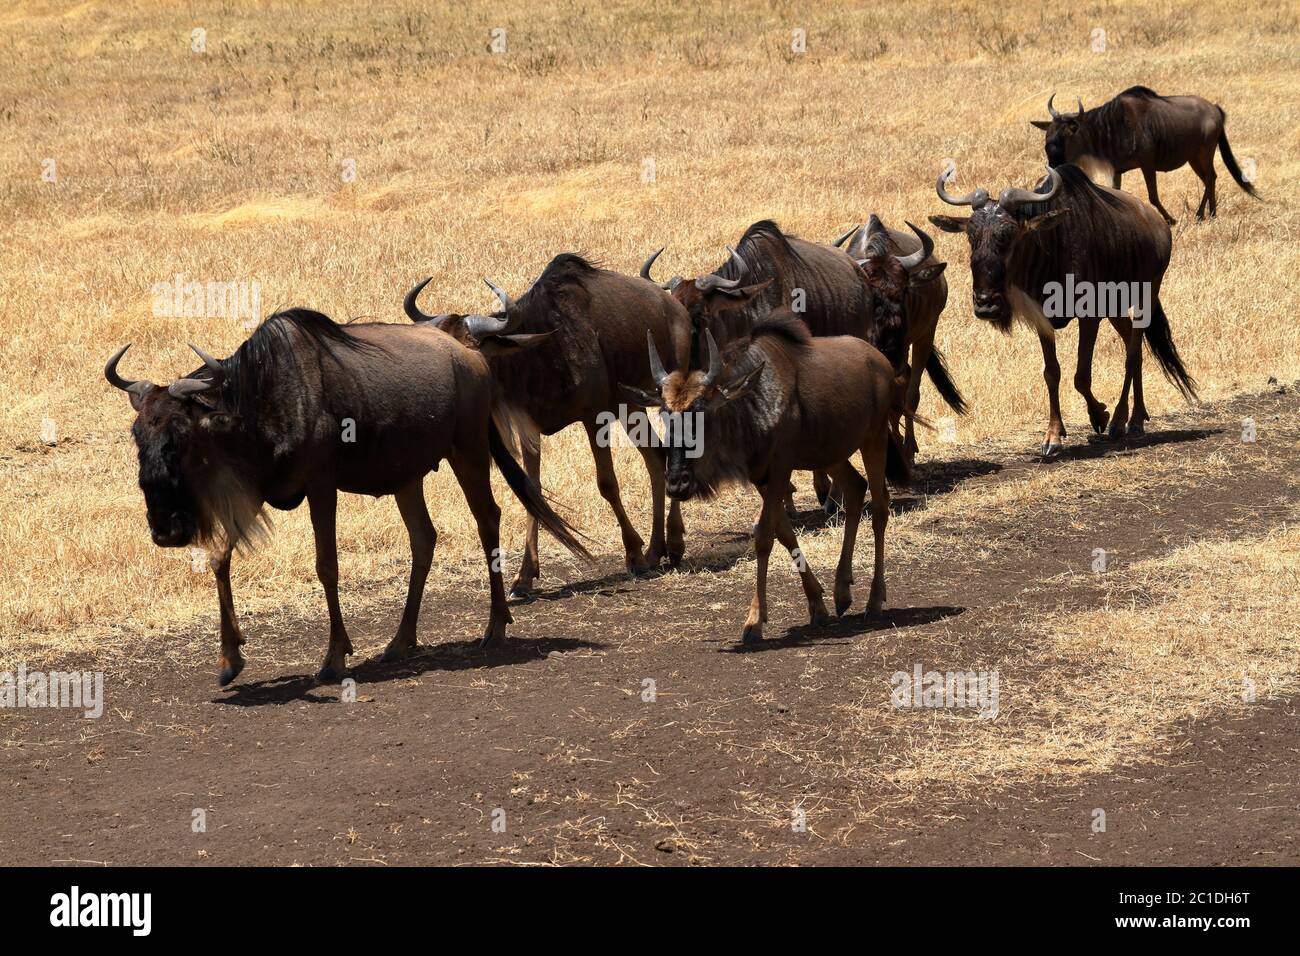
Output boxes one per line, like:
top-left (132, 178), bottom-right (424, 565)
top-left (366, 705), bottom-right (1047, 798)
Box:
top-left (1024, 208), bottom-right (1069, 233)
top-left (911, 262), bottom-right (947, 285)
top-left (620, 383), bottom-right (661, 409)
top-left (927, 214), bottom-right (969, 234)
top-left (477, 330), bottom-right (555, 358)
top-left (718, 361), bottom-right (764, 402)
top-left (1030, 119), bottom-right (1052, 130)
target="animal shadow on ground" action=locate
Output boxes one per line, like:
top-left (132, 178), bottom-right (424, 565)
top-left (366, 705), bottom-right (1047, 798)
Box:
top-left (213, 636), bottom-right (603, 706)
top-left (723, 604), bottom-right (966, 653)
top-left (1037, 426), bottom-right (1219, 463)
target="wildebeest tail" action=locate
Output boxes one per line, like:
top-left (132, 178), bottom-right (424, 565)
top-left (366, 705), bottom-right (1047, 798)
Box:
top-left (925, 348), bottom-right (968, 415)
top-left (1217, 111), bottom-right (1259, 198)
top-left (487, 420), bottom-right (592, 561)
top-left (885, 427), bottom-right (911, 487)
top-left (1144, 302), bottom-right (1199, 402)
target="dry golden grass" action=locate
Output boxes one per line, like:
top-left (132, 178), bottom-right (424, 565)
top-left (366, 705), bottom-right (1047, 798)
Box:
top-left (1, 0), bottom-right (1297, 661)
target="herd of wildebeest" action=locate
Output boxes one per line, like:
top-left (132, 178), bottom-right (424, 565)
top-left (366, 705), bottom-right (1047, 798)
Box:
top-left (104, 87), bottom-right (1259, 686)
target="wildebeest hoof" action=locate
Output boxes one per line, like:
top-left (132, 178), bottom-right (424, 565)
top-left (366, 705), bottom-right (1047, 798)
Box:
top-left (834, 594), bottom-right (852, 617)
top-left (667, 551), bottom-right (684, 570)
top-left (508, 583), bottom-right (533, 600)
top-left (1127, 421), bottom-right (1146, 437)
top-left (217, 658), bottom-right (245, 687)
top-left (1107, 420), bottom-right (1127, 440)
top-left (380, 642), bottom-right (417, 663)
top-left (1040, 441), bottom-right (1063, 458)
top-left (741, 624), bottom-right (763, 645)
top-left (315, 664), bottom-right (346, 684)
top-left (823, 497), bottom-right (843, 518)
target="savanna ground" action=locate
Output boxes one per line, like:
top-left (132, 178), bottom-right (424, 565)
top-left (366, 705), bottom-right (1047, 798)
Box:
top-left (1, 0), bottom-right (1298, 865)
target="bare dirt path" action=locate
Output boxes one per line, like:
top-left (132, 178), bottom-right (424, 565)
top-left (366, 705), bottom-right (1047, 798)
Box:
top-left (3, 388), bottom-right (1297, 866)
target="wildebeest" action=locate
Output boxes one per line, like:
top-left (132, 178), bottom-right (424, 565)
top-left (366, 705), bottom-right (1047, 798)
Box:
top-left (644, 219), bottom-right (960, 471)
top-left (620, 314), bottom-right (910, 643)
top-left (405, 254), bottom-right (691, 595)
top-left (105, 309), bottom-right (589, 685)
top-left (1031, 87), bottom-right (1258, 223)
top-left (929, 164), bottom-right (1198, 456)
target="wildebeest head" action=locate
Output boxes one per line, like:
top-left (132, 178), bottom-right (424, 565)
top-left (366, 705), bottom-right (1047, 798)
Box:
top-left (929, 165), bottom-right (1067, 326)
top-left (639, 247), bottom-right (770, 338)
top-left (404, 277), bottom-right (555, 357)
top-left (620, 327), bottom-right (763, 502)
top-left (1030, 94), bottom-right (1089, 168)
top-left (846, 217), bottom-right (946, 363)
top-left (105, 343), bottom-right (240, 548)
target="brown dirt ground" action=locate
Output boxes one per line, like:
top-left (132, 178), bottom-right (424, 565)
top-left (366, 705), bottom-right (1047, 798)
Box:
top-left (2, 387), bottom-right (1298, 866)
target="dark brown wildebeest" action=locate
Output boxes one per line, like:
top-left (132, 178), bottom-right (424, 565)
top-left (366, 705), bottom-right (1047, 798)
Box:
top-left (1030, 87), bottom-right (1259, 224)
top-left (105, 309), bottom-right (589, 686)
top-left (929, 163), bottom-right (1198, 456)
top-left (644, 219), bottom-right (960, 471)
top-left (405, 254), bottom-right (691, 596)
top-left (620, 314), bottom-right (910, 643)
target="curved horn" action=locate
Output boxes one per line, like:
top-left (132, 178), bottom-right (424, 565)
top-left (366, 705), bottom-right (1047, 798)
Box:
top-left (694, 273), bottom-right (742, 292)
top-left (1047, 92), bottom-right (1062, 120)
top-left (998, 165), bottom-right (1063, 213)
top-left (640, 247), bottom-right (665, 281)
top-left (831, 225), bottom-right (858, 248)
top-left (726, 246), bottom-right (747, 275)
top-left (104, 344), bottom-right (153, 397)
top-left (1076, 96), bottom-right (1085, 115)
top-left (189, 344), bottom-right (227, 388)
top-left (936, 166), bottom-right (989, 209)
top-left (701, 329), bottom-right (723, 387)
top-left (404, 277), bottom-right (439, 322)
top-left (464, 277), bottom-right (523, 339)
top-left (895, 221), bottom-right (935, 271)
top-left (646, 330), bottom-right (669, 388)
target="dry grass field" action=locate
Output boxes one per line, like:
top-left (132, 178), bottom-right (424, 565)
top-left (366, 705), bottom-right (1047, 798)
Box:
top-left (3, 0), bottom-right (1296, 662)
top-left (2, 0), bottom-right (1299, 865)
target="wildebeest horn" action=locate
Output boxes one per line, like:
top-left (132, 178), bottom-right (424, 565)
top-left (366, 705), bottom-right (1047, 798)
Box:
top-left (701, 329), bottom-right (723, 388)
top-left (404, 277), bottom-right (439, 322)
top-left (1047, 93), bottom-right (1062, 120)
top-left (104, 344), bottom-right (154, 397)
top-left (646, 330), bottom-right (669, 388)
top-left (640, 248), bottom-right (664, 281)
top-left (464, 278), bottom-right (523, 339)
top-left (726, 246), bottom-right (747, 275)
top-left (831, 225), bottom-right (858, 248)
top-left (1076, 96), bottom-right (1085, 114)
top-left (936, 167), bottom-right (989, 209)
top-left (166, 343), bottom-right (226, 398)
top-left (895, 222), bottom-right (934, 272)
top-left (694, 272), bottom-right (742, 292)
top-left (998, 165), bottom-right (1063, 213)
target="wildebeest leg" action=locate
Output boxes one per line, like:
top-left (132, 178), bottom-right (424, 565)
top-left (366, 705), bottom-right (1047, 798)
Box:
top-left (812, 470), bottom-right (842, 516)
top-left (666, 499), bottom-right (685, 569)
top-left (1105, 315), bottom-right (1141, 440)
top-left (1112, 171), bottom-right (1123, 190)
top-left (585, 421), bottom-right (648, 575)
top-left (309, 485), bottom-right (352, 683)
top-left (772, 505), bottom-right (830, 628)
top-left (742, 481), bottom-right (783, 644)
top-left (508, 430), bottom-right (541, 598)
top-left (212, 544), bottom-right (246, 686)
top-left (1039, 331), bottom-right (1066, 457)
top-left (1191, 149), bottom-right (1217, 220)
top-left (1141, 165), bottom-right (1176, 225)
top-left (449, 452), bottom-right (513, 648)
top-left (382, 479), bottom-right (437, 662)
top-left (861, 436), bottom-right (891, 613)
top-left (637, 443), bottom-right (671, 569)
top-left (1073, 318), bottom-right (1109, 434)
top-left (825, 460), bottom-right (867, 616)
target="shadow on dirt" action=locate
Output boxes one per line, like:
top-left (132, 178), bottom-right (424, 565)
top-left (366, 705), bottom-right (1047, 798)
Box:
top-left (1035, 426), bottom-right (1219, 464)
top-left (720, 604), bottom-right (966, 653)
top-left (212, 636), bottom-right (604, 706)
